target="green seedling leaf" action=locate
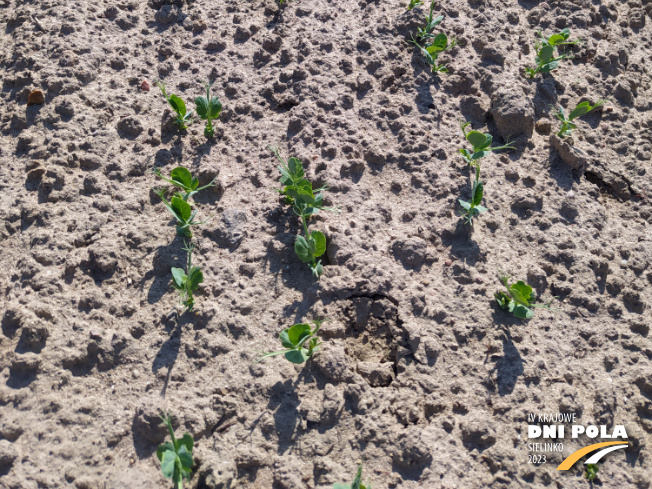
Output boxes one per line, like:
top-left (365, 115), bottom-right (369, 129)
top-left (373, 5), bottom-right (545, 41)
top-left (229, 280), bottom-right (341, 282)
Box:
top-left (407, 0), bottom-right (422, 10)
top-left (430, 33), bottom-right (448, 51)
top-left (494, 291), bottom-right (511, 309)
top-left (195, 96), bottom-right (209, 119)
top-left (510, 281), bottom-right (534, 305)
top-left (187, 267), bottom-right (203, 290)
top-left (171, 268), bottom-right (186, 290)
top-left (556, 100), bottom-right (604, 138)
top-left (156, 81), bottom-right (193, 130)
top-left (512, 304), bottom-right (534, 319)
top-left (471, 181), bottom-right (484, 207)
top-left (160, 450), bottom-right (177, 479)
top-left (333, 463), bottom-right (370, 489)
top-left (547, 34), bottom-right (565, 46)
top-left (568, 100), bottom-right (604, 120)
top-left (295, 235), bottom-right (313, 263)
top-left (309, 261), bottom-right (324, 278)
top-left (285, 349), bottom-right (309, 364)
top-left (457, 123), bottom-right (514, 224)
top-left (286, 323), bottom-right (312, 347)
top-left (311, 230), bottom-right (327, 258)
top-left (257, 319), bottom-right (326, 365)
top-left (154, 166), bottom-right (214, 201)
top-left (272, 147), bottom-right (336, 278)
top-left (540, 60), bottom-right (560, 73)
top-left (170, 241), bottom-right (203, 312)
top-left (170, 167), bottom-right (195, 190)
top-left (208, 97), bottom-right (222, 119)
top-left (526, 29), bottom-right (577, 78)
top-left (171, 196), bottom-right (192, 222)
top-left (168, 95), bottom-right (187, 118)
top-left (466, 131), bottom-right (488, 151)
top-left (539, 45), bottom-right (554, 64)
top-left (157, 414), bottom-right (194, 489)
top-left (585, 464), bottom-right (599, 481)
top-left (495, 274), bottom-right (553, 319)
top-left (195, 81), bottom-right (221, 139)
top-left (411, 2), bottom-right (454, 73)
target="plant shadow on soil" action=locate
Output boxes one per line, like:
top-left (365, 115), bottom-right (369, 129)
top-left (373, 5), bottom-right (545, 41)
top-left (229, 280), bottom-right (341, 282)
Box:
top-left (152, 311), bottom-right (183, 398)
top-left (410, 51), bottom-right (439, 116)
top-left (258, 365), bottom-right (338, 457)
top-left (262, 205), bottom-right (327, 322)
top-left (141, 237), bottom-right (187, 306)
top-left (486, 314), bottom-right (525, 396)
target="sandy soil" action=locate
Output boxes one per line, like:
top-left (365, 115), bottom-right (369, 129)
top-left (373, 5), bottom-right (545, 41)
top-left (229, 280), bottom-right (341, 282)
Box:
top-left (1, 0), bottom-right (651, 488)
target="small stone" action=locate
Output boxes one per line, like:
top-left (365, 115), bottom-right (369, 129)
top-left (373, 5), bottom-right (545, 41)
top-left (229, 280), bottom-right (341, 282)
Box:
top-left (27, 90), bottom-right (44, 105)
top-left (141, 79), bottom-right (150, 91)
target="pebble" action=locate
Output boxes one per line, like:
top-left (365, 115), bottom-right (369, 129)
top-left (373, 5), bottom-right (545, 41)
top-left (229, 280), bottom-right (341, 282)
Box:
top-left (27, 89), bottom-right (44, 105)
top-left (140, 79), bottom-right (150, 91)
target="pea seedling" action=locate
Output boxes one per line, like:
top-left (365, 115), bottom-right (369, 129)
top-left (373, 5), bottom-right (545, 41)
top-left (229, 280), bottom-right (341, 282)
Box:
top-left (411, 32), bottom-right (457, 74)
top-left (413, 0), bottom-right (442, 42)
top-left (525, 28), bottom-right (579, 78)
top-left (494, 274), bottom-right (554, 319)
top-left (334, 464), bottom-right (370, 489)
top-left (153, 166), bottom-right (216, 201)
top-left (171, 241), bottom-right (203, 312)
top-left (554, 100), bottom-right (604, 138)
top-left (195, 81), bottom-right (222, 138)
top-left (157, 414), bottom-right (194, 489)
top-left (407, 0), bottom-right (423, 10)
top-left (155, 190), bottom-right (212, 238)
top-left (458, 122), bottom-right (514, 224)
top-left (272, 147), bottom-right (336, 278)
top-left (585, 464), bottom-right (599, 482)
top-left (257, 319), bottom-right (325, 364)
top-left (156, 81), bottom-right (193, 130)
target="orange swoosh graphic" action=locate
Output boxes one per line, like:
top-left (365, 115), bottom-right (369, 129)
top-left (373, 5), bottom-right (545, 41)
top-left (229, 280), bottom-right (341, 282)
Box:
top-left (556, 441), bottom-right (628, 470)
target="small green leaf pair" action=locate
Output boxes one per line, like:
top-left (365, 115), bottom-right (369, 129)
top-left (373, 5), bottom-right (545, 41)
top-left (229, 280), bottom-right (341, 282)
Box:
top-left (257, 319), bottom-right (325, 364)
top-left (459, 180), bottom-right (486, 224)
top-left (154, 166), bottom-right (214, 238)
top-left (458, 123), bottom-right (515, 164)
top-left (495, 274), bottom-right (554, 319)
top-left (413, 0), bottom-right (443, 42)
top-left (295, 231), bottom-right (327, 278)
top-left (458, 122), bottom-right (514, 224)
top-left (195, 81), bottom-right (222, 138)
top-left (555, 100), bottom-right (604, 138)
top-left (156, 80), bottom-right (222, 138)
top-left (154, 166), bottom-right (216, 201)
top-left (272, 147), bottom-right (336, 279)
top-left (525, 28), bottom-right (578, 78)
top-left (412, 32), bottom-right (457, 74)
top-left (156, 81), bottom-right (193, 130)
top-left (157, 414), bottom-right (194, 489)
top-left (171, 241), bottom-right (203, 312)
top-left (585, 463), bottom-right (599, 482)
top-left (411, 1), bottom-right (456, 74)
top-left (155, 190), bottom-right (212, 238)
top-left (333, 464), bottom-right (370, 489)
top-left (406, 0), bottom-right (422, 10)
